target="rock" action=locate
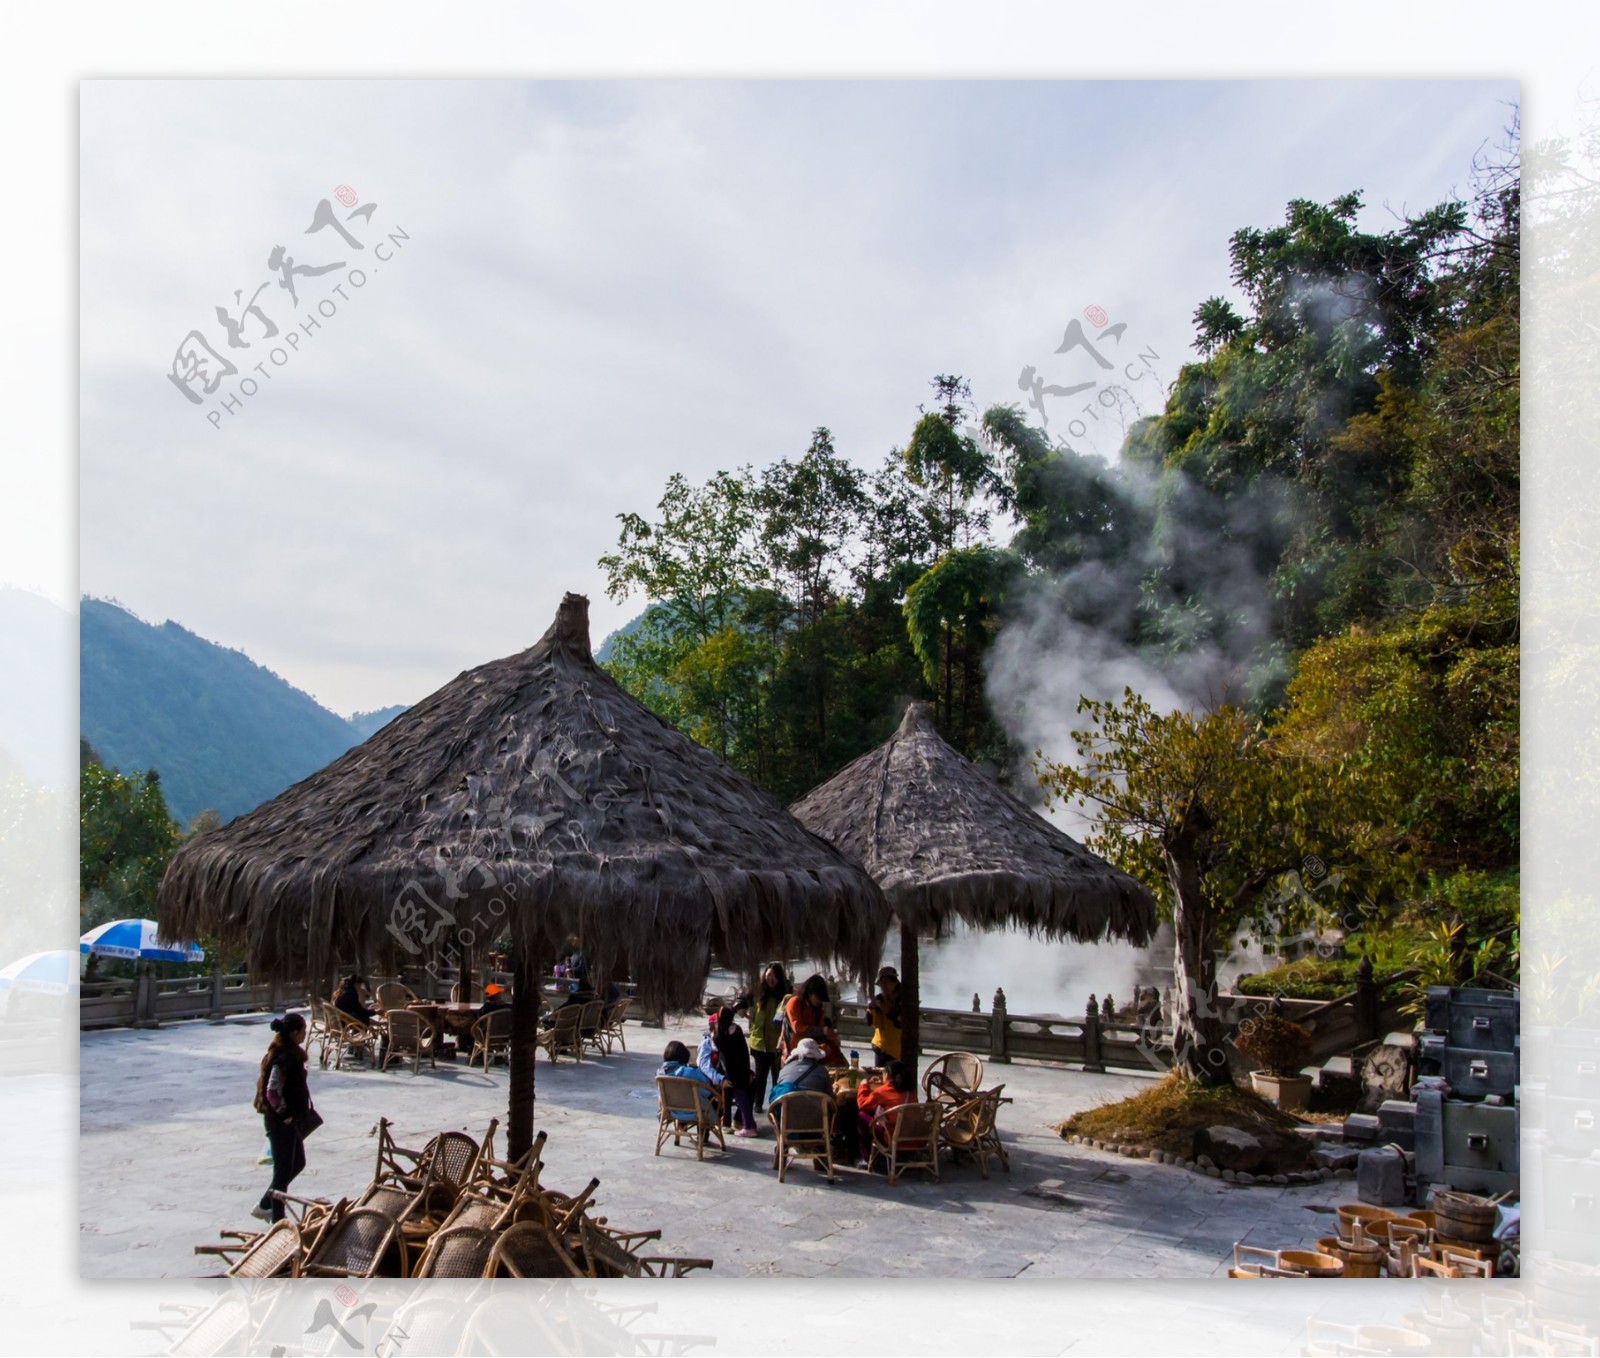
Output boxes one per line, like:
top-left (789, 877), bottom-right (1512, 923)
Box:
top-left (1236, 1172), bottom-right (1255, 1185)
top-left (1192, 1126), bottom-right (1266, 1173)
top-left (1197, 1154), bottom-right (1216, 1170)
top-left (1342, 1113), bottom-right (1381, 1142)
top-left (1271, 1174), bottom-right (1289, 1185)
top-left (1377, 1099), bottom-right (1417, 1152)
top-left (1222, 1170), bottom-right (1238, 1182)
top-left (1357, 1147), bottom-right (1407, 1206)
top-left (1311, 1145), bottom-right (1362, 1172)
top-left (1205, 1166), bottom-right (1221, 1178)
top-left (1336, 1167), bottom-right (1356, 1180)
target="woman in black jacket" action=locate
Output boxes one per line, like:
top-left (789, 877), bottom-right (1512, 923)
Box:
top-left (252, 1013), bottom-right (316, 1222)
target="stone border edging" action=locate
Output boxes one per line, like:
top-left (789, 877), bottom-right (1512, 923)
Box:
top-left (1061, 1133), bottom-right (1360, 1187)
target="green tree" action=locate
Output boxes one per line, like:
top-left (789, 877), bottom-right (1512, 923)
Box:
top-left (599, 468), bottom-right (762, 645)
top-left (901, 374), bottom-right (999, 557)
top-left (1036, 690), bottom-right (1392, 1083)
top-left (79, 754), bottom-right (180, 929)
top-left (757, 428), bottom-right (869, 753)
top-left (903, 546), bottom-right (1019, 753)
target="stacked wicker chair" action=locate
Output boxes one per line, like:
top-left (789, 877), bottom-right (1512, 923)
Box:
top-left (195, 1116), bottom-right (711, 1280)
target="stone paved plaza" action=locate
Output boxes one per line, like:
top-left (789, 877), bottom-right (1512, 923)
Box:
top-left (80, 1012), bottom-right (1353, 1281)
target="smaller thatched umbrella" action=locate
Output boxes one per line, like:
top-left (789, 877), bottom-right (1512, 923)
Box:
top-left (161, 594), bottom-right (889, 1159)
top-left (790, 701), bottom-right (1158, 1069)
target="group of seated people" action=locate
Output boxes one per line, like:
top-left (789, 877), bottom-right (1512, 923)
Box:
top-left (658, 960), bottom-right (919, 1169)
top-left (329, 974), bottom-right (511, 1024)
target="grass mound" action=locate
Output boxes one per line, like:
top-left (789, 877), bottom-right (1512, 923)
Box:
top-left (1058, 1071), bottom-right (1314, 1171)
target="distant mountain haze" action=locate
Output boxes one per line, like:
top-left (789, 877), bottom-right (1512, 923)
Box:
top-left (80, 598), bottom-right (411, 824)
top-left (78, 598), bottom-right (638, 825)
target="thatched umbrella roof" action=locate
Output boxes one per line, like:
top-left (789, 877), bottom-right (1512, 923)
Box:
top-left (790, 701), bottom-right (1157, 945)
top-left (158, 593), bottom-right (889, 1013)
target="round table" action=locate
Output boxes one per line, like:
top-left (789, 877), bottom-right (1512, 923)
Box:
top-left (407, 1001), bottom-right (484, 1054)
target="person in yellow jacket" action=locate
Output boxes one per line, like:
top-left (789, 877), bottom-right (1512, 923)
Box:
top-left (867, 966), bottom-right (903, 1066)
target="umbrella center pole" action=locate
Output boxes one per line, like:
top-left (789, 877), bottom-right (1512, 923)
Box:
top-left (508, 951), bottom-right (544, 1162)
top-left (899, 918), bottom-right (920, 1080)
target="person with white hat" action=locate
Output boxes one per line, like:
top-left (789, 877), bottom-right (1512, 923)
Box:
top-left (767, 1036), bottom-right (834, 1103)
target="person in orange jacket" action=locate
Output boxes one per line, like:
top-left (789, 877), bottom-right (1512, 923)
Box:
top-left (852, 1059), bottom-right (917, 1168)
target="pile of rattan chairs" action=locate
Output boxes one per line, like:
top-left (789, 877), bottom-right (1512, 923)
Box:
top-left (195, 1116), bottom-right (711, 1280)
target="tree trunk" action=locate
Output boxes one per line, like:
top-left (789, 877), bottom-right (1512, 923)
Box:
top-left (1166, 843), bottom-right (1231, 1085)
top-left (508, 952), bottom-right (541, 1161)
top-left (899, 917), bottom-right (920, 1080)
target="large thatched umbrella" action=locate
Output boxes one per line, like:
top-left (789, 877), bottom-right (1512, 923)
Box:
top-left (160, 593), bottom-right (888, 1158)
top-left (790, 701), bottom-right (1158, 1070)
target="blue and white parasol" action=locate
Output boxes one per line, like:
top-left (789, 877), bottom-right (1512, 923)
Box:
top-left (0, 949), bottom-right (79, 1001)
top-left (80, 918), bottom-right (205, 964)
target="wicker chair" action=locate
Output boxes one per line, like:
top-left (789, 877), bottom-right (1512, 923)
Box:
top-left (374, 981), bottom-right (418, 1013)
top-left (768, 1091), bottom-right (837, 1183)
top-left (420, 1129), bottom-right (490, 1194)
top-left (467, 1008), bottom-right (513, 1070)
top-left (305, 1001), bottom-right (332, 1062)
top-left (468, 1129), bottom-right (548, 1205)
top-left (654, 1076), bottom-right (726, 1160)
top-left (411, 1224), bottom-right (500, 1279)
top-left (537, 1005), bottom-right (585, 1063)
top-left (381, 1008), bottom-right (437, 1075)
top-left (359, 1179), bottom-right (452, 1236)
top-left (579, 1000), bottom-right (609, 1058)
top-left (299, 1206), bottom-right (401, 1278)
top-left (485, 1220), bottom-right (585, 1278)
top-left (193, 1218), bottom-right (304, 1278)
top-left (322, 1006), bottom-right (379, 1069)
top-left (940, 1086), bottom-right (1009, 1179)
top-left (921, 1051), bottom-right (984, 1106)
top-left (596, 996), bottom-right (633, 1054)
top-left (577, 1216), bottom-right (714, 1278)
top-left (865, 1100), bottom-right (942, 1185)
top-left (369, 1117), bottom-right (432, 1190)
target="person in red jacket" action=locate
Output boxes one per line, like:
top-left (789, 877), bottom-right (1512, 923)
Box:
top-left (854, 1059), bottom-right (917, 1169)
top-left (783, 974), bottom-right (844, 1066)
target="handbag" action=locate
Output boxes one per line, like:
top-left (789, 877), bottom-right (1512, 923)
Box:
top-left (297, 1107), bottom-right (325, 1138)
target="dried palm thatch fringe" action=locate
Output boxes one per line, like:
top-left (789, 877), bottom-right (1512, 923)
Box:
top-left (158, 593), bottom-right (890, 1012)
top-left (790, 702), bottom-right (1157, 946)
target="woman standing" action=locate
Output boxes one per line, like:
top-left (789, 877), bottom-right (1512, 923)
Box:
top-left (784, 973), bottom-right (844, 1065)
top-left (866, 966), bottom-right (903, 1068)
top-left (743, 963), bottom-right (788, 1114)
top-left (252, 1012), bottom-right (317, 1222)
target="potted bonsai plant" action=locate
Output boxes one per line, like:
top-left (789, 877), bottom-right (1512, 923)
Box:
top-left (1235, 1013), bottom-right (1314, 1110)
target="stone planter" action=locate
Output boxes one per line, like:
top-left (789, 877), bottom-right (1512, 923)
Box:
top-left (1251, 1071), bottom-right (1313, 1111)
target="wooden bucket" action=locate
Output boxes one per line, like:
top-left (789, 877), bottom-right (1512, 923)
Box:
top-left (1279, 1249), bottom-right (1346, 1278)
top-left (1336, 1203), bottom-right (1397, 1241)
top-left (1367, 1215), bottom-right (1428, 1245)
top-left (1318, 1235), bottom-right (1383, 1279)
top-left (1432, 1191), bottom-right (1497, 1244)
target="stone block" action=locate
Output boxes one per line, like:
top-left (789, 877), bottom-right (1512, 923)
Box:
top-left (1357, 1147), bottom-right (1407, 1206)
top-left (1191, 1125), bottom-right (1265, 1173)
top-left (1342, 1113), bottom-right (1380, 1142)
top-left (1377, 1099), bottom-right (1417, 1151)
top-left (1310, 1145), bottom-right (1361, 1172)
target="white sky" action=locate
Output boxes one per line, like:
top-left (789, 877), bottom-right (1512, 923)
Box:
top-left (79, 79), bottom-right (1516, 716)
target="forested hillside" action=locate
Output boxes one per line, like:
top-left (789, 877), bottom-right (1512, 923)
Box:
top-left (79, 598), bottom-right (393, 824)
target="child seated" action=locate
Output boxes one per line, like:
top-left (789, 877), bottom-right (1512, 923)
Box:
top-left (658, 1040), bottom-right (719, 1122)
